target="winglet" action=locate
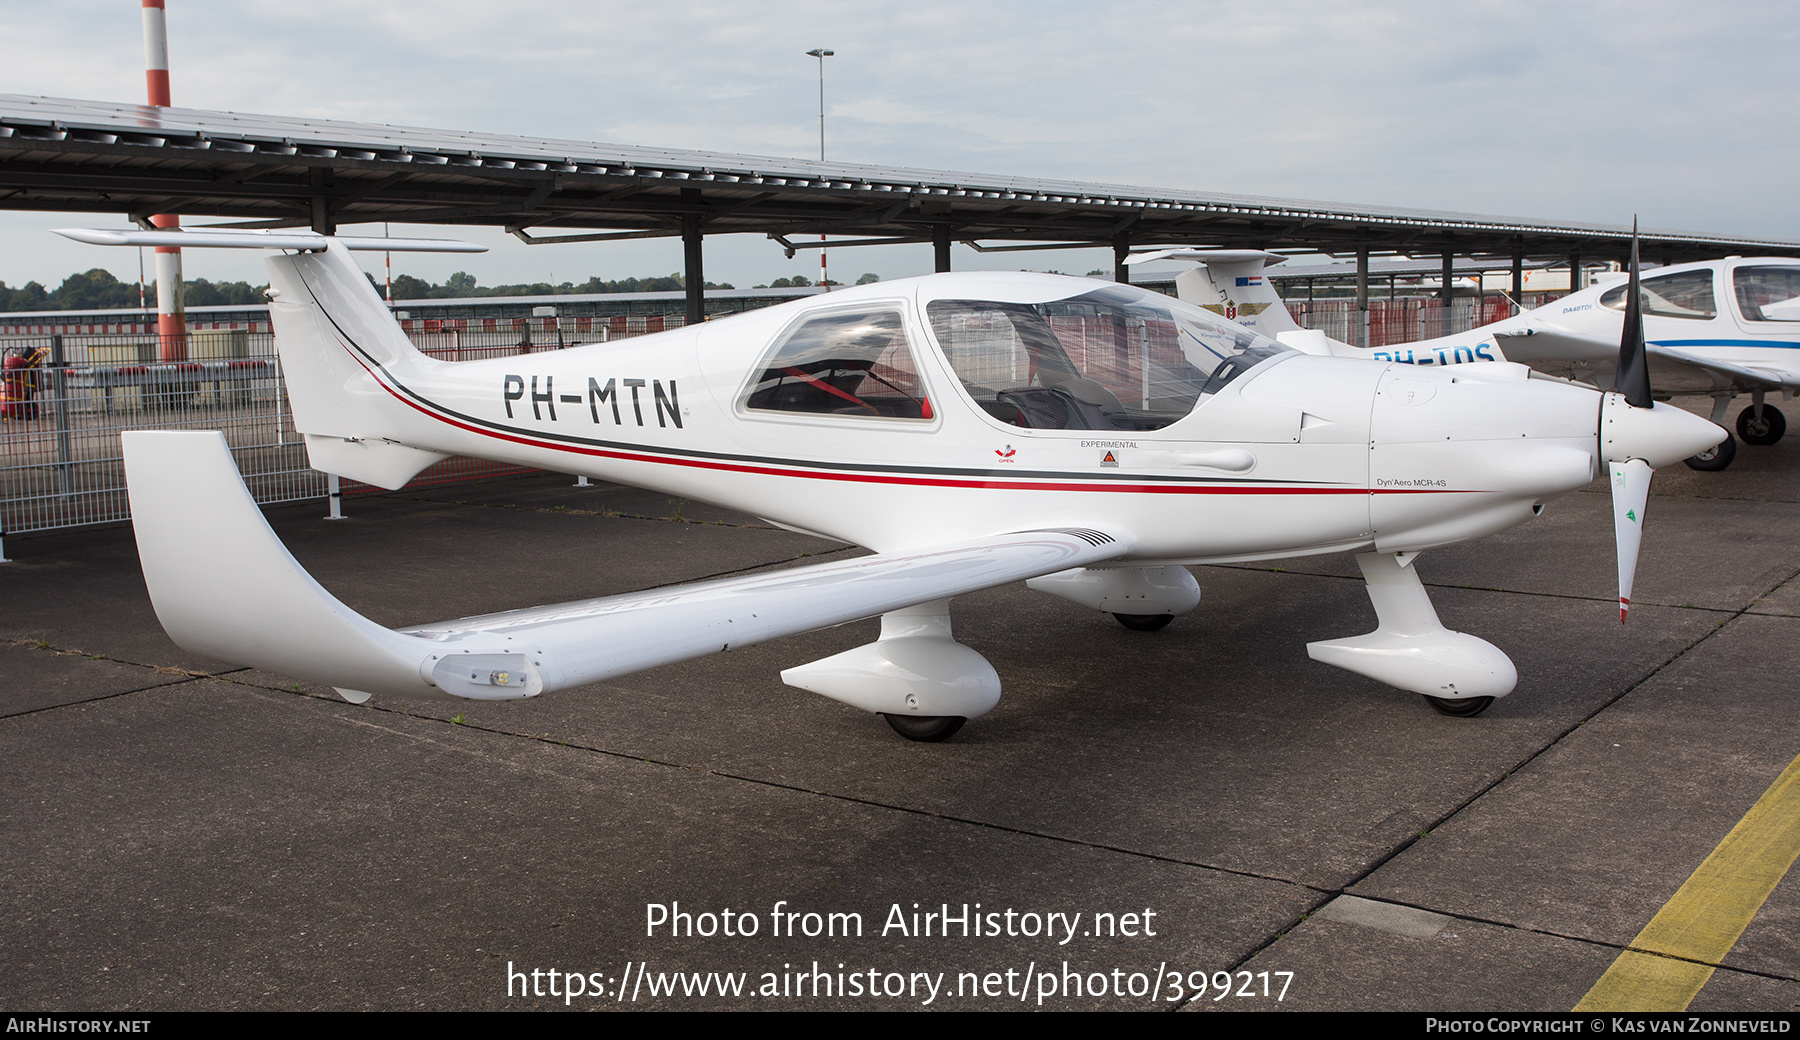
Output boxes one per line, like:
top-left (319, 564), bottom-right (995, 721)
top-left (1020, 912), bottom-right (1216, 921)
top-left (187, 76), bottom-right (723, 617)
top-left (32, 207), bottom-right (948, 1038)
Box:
top-left (120, 430), bottom-right (506, 699)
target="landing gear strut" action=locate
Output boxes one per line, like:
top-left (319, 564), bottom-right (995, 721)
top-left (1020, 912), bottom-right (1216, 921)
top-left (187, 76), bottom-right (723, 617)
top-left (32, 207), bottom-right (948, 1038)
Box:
top-left (1307, 552), bottom-right (1516, 715)
top-left (782, 600), bottom-right (999, 744)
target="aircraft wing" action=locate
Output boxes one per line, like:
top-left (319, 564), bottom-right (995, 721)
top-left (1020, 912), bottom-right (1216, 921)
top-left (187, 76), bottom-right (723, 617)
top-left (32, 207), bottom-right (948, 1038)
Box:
top-left (1490, 325), bottom-right (1618, 363)
top-left (122, 430), bottom-right (1133, 702)
top-left (1645, 344), bottom-right (1800, 391)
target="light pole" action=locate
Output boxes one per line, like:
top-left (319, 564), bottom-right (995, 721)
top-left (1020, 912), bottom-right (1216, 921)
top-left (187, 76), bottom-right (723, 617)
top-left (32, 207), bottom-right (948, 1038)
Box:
top-left (806, 47), bottom-right (833, 290)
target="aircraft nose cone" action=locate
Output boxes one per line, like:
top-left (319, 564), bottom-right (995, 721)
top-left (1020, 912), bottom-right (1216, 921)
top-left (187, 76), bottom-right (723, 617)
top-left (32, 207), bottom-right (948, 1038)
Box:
top-left (1600, 393), bottom-right (1727, 469)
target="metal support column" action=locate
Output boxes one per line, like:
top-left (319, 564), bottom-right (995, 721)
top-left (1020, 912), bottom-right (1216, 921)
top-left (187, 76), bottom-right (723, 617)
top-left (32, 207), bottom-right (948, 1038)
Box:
top-left (50, 334), bottom-right (72, 500)
top-left (1113, 232), bottom-right (1131, 283)
top-left (1512, 248), bottom-right (1524, 311)
top-left (933, 226), bottom-right (951, 273)
top-left (1440, 251), bottom-right (1456, 339)
top-left (682, 206), bottom-right (705, 326)
top-left (1356, 248), bottom-right (1370, 348)
top-left (310, 167), bottom-right (335, 235)
top-left (1569, 251), bottom-right (1582, 293)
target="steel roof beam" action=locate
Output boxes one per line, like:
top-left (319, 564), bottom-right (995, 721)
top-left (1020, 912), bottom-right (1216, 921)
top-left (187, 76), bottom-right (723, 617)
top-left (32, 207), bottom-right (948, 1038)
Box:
top-left (4, 93), bottom-right (1798, 261)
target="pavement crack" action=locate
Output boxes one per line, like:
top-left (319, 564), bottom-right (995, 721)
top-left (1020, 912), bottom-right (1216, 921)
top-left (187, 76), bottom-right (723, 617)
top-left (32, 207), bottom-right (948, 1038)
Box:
top-left (0, 673), bottom-right (214, 720)
top-left (273, 688), bottom-right (1326, 894)
top-left (6, 635), bottom-right (109, 660)
top-left (1239, 558), bottom-right (1800, 983)
top-left (2, 635), bottom-right (233, 677)
top-left (1273, 892), bottom-right (1800, 985)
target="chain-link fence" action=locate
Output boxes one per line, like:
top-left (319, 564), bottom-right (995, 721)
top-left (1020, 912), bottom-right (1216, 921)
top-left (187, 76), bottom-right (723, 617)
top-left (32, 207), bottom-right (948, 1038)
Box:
top-left (0, 316), bottom-right (676, 555)
top-left (1286, 293), bottom-right (1564, 347)
top-left (2, 293), bottom-right (1572, 553)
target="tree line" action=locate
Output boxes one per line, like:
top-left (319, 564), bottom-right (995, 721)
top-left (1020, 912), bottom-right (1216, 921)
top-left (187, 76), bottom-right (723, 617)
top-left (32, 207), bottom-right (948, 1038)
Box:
top-left (1, 266), bottom-right (890, 312)
top-left (0, 268), bottom-right (266, 312)
top-left (757, 273), bottom-right (880, 288)
top-left (387, 271), bottom-right (736, 300)
top-left (0, 268), bottom-right (716, 311)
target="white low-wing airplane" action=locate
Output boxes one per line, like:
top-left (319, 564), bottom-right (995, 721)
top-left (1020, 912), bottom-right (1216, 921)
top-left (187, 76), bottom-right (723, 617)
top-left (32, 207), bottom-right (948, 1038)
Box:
top-left (62, 227), bottom-right (1723, 740)
top-left (1134, 249), bottom-right (1800, 471)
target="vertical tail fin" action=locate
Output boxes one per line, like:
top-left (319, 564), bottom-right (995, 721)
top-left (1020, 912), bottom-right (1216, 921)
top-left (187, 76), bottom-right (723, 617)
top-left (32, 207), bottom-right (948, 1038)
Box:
top-left (264, 242), bottom-right (450, 487)
top-left (264, 240), bottom-right (426, 434)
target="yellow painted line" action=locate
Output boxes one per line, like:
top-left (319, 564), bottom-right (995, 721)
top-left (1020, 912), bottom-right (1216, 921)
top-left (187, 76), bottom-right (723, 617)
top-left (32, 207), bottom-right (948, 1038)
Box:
top-left (1575, 751), bottom-right (1800, 1012)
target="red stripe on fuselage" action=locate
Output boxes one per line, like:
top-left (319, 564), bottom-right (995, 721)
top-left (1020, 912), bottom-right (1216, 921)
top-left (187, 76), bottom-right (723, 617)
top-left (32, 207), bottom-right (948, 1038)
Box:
top-left (346, 341), bottom-right (1463, 497)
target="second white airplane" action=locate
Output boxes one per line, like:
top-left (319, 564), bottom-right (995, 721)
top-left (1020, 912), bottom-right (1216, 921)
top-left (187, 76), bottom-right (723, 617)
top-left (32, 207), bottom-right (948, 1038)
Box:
top-left (1135, 248), bottom-right (1800, 470)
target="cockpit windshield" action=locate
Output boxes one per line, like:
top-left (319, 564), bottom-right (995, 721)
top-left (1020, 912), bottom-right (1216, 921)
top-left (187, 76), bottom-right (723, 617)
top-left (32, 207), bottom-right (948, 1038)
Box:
top-left (926, 283), bottom-right (1289, 431)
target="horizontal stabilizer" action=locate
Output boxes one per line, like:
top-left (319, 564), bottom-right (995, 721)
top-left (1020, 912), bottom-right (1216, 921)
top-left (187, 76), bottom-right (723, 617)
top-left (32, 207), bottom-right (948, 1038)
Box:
top-left (1124, 248), bottom-right (1286, 266)
top-left (122, 430), bottom-right (1133, 702)
top-left (54, 227), bottom-right (485, 252)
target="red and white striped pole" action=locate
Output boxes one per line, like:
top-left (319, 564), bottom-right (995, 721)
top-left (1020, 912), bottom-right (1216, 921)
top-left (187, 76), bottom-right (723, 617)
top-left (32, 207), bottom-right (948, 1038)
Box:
top-left (143, 0), bottom-right (185, 361)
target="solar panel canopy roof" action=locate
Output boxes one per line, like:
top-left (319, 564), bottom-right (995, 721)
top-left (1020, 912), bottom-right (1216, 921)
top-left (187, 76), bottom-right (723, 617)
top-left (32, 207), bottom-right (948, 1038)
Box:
top-left (3, 93), bottom-right (1797, 263)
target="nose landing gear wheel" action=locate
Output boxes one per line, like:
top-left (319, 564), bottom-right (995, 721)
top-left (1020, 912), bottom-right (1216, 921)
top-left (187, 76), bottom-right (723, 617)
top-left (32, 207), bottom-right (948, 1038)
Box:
top-left (1737, 405), bottom-right (1786, 446)
top-left (1423, 695), bottom-right (1495, 718)
top-left (1113, 612), bottom-right (1175, 631)
top-left (882, 714), bottom-right (967, 742)
top-left (1684, 433), bottom-right (1737, 471)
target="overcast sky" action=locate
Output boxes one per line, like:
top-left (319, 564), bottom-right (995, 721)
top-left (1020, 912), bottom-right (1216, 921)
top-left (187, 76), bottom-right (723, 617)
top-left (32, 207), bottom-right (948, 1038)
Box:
top-left (2, 1), bottom-right (1796, 292)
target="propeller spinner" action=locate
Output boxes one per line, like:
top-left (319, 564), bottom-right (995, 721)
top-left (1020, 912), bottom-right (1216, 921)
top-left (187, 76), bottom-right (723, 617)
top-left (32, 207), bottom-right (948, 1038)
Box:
top-left (1599, 221), bottom-right (1727, 621)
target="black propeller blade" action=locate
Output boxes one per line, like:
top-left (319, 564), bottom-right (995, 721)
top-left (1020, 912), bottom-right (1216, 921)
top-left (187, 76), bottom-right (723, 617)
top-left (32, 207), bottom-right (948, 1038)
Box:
top-left (1613, 218), bottom-right (1653, 409)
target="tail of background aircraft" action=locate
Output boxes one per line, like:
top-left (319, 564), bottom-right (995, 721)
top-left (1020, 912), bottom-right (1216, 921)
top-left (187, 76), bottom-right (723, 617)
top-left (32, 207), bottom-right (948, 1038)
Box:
top-left (1125, 248), bottom-right (1303, 337)
top-left (1126, 244), bottom-right (1621, 366)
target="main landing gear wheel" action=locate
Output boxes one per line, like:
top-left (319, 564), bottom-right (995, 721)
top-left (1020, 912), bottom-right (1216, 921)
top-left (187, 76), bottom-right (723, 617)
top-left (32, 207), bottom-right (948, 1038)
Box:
top-left (1737, 405), bottom-right (1786, 446)
top-left (1113, 612), bottom-right (1175, 631)
top-left (1423, 695), bottom-right (1495, 718)
top-left (882, 714), bottom-right (966, 742)
top-left (1685, 433), bottom-right (1737, 471)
